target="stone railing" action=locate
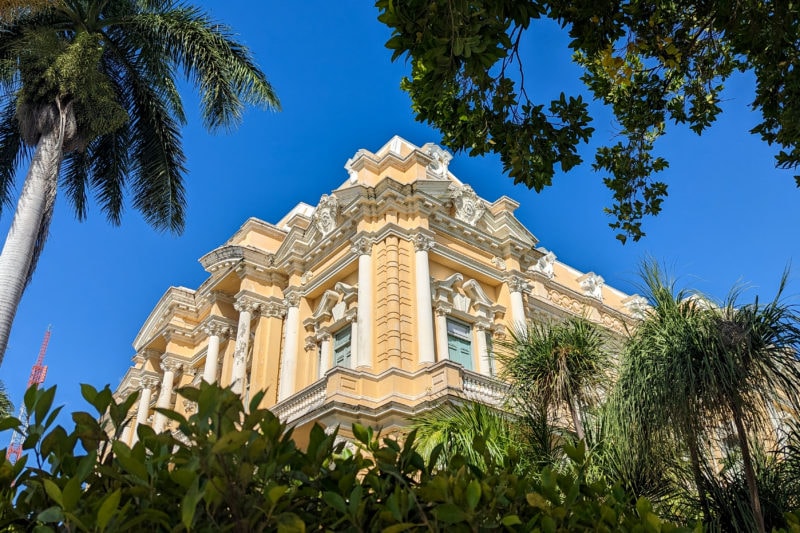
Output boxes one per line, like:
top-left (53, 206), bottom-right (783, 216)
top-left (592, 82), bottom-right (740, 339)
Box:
top-left (461, 370), bottom-right (509, 407)
top-left (271, 378), bottom-right (328, 424)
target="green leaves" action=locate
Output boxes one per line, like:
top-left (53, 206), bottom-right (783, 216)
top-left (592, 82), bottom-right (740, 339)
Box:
top-left (377, 0), bottom-right (800, 242)
top-left (0, 381), bottom-right (690, 531)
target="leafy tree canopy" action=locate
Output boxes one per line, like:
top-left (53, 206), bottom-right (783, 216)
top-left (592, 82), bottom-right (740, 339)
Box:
top-left (377, 0), bottom-right (800, 242)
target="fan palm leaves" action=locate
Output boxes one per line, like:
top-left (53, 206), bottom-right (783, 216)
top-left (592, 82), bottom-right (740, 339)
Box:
top-left (498, 316), bottom-right (611, 441)
top-left (614, 262), bottom-right (800, 532)
top-left (0, 0), bottom-right (279, 365)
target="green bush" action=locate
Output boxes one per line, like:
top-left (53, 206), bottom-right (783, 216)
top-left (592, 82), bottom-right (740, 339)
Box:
top-left (0, 382), bottom-right (703, 531)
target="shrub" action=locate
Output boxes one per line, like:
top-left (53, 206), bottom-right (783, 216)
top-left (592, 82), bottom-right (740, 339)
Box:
top-left (0, 382), bottom-right (700, 531)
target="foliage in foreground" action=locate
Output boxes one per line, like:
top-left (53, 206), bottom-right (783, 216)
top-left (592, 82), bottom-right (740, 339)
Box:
top-left (0, 382), bottom-right (692, 532)
top-left (377, 0), bottom-right (800, 242)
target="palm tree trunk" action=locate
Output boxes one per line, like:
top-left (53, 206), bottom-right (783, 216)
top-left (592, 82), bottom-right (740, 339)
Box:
top-left (568, 396), bottom-right (585, 441)
top-left (686, 425), bottom-right (711, 524)
top-left (731, 403), bottom-right (765, 533)
top-left (0, 105), bottom-right (67, 365)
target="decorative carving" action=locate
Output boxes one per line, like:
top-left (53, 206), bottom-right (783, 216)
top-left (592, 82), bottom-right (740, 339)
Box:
top-left (284, 288), bottom-right (302, 308)
top-left (578, 273), bottom-right (604, 300)
top-left (300, 270), bottom-right (314, 286)
top-left (312, 290), bottom-right (339, 321)
top-left (234, 296), bottom-right (260, 315)
top-left (304, 336), bottom-right (317, 352)
top-left (313, 194), bottom-right (339, 236)
top-left (491, 256), bottom-right (507, 271)
top-left (507, 275), bottom-right (528, 294)
top-left (424, 144), bottom-right (452, 177)
top-left (202, 317), bottom-right (232, 339)
top-left (262, 301), bottom-right (288, 319)
top-left (412, 233), bottom-right (435, 252)
top-left (529, 249), bottom-right (556, 279)
top-left (600, 312), bottom-right (625, 334)
top-left (452, 185), bottom-right (486, 226)
top-left (350, 236), bottom-right (373, 256)
top-left (344, 149), bottom-right (367, 183)
top-left (622, 295), bottom-right (648, 319)
top-left (434, 302), bottom-right (453, 316)
top-left (182, 399), bottom-right (197, 415)
top-left (160, 358), bottom-right (183, 375)
top-left (334, 281), bottom-right (358, 303)
top-left (547, 288), bottom-right (585, 315)
top-left (141, 376), bottom-right (160, 392)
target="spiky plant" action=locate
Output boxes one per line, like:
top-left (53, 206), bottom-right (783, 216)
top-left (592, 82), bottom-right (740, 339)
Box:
top-left (409, 401), bottom-right (519, 471)
top-left (498, 316), bottom-right (611, 441)
top-left (614, 262), bottom-right (800, 532)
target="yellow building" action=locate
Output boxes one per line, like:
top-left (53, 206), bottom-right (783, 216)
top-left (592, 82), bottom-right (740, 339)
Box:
top-left (114, 136), bottom-right (645, 445)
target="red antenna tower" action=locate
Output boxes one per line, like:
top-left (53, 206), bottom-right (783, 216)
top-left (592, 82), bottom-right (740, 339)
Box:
top-left (6, 326), bottom-right (51, 463)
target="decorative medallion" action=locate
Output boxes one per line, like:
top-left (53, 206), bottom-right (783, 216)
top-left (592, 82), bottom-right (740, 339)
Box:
top-left (452, 185), bottom-right (486, 226)
top-left (313, 194), bottom-right (339, 236)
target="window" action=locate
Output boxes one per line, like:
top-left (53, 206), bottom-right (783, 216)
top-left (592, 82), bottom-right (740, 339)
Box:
top-left (446, 318), bottom-right (473, 370)
top-left (333, 325), bottom-right (352, 368)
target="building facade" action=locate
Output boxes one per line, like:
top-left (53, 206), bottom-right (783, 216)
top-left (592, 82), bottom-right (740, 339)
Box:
top-left (114, 136), bottom-right (645, 445)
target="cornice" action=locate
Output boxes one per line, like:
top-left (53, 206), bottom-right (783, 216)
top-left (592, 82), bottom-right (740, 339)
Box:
top-left (132, 286), bottom-right (198, 351)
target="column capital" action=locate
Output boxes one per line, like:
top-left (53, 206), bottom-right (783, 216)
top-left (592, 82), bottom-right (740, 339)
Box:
top-left (283, 287), bottom-right (302, 308)
top-left (474, 319), bottom-right (493, 332)
top-left (351, 236), bottom-right (374, 256)
top-left (316, 328), bottom-right (332, 342)
top-left (434, 301), bottom-right (452, 316)
top-left (506, 274), bottom-right (529, 294)
top-left (234, 294), bottom-right (261, 314)
top-left (160, 355), bottom-right (184, 375)
top-left (261, 300), bottom-right (288, 318)
top-left (140, 374), bottom-right (160, 391)
top-left (202, 316), bottom-right (233, 338)
top-left (412, 232), bottom-right (435, 252)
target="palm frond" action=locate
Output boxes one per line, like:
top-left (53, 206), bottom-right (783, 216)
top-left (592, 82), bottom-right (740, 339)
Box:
top-left (0, 95), bottom-right (27, 216)
top-left (127, 7), bottom-right (279, 131)
top-left (60, 148), bottom-right (89, 220)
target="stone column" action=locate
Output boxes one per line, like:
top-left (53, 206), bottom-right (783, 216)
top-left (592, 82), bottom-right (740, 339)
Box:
top-left (202, 318), bottom-right (230, 384)
top-left (434, 303), bottom-right (451, 361)
top-left (475, 321), bottom-right (492, 376)
top-left (278, 290), bottom-right (301, 401)
top-left (131, 376), bottom-right (157, 445)
top-left (232, 296), bottom-right (260, 395)
top-left (317, 330), bottom-right (332, 378)
top-left (413, 233), bottom-right (436, 364)
top-left (507, 275), bottom-right (528, 327)
top-left (352, 237), bottom-right (374, 368)
top-left (152, 358), bottom-right (181, 434)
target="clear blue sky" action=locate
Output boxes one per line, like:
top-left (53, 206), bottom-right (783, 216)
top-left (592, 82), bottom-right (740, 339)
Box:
top-left (1, 2), bottom-right (798, 424)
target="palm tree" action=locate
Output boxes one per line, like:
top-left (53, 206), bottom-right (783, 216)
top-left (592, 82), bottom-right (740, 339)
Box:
top-left (498, 317), bottom-right (611, 441)
top-left (0, 0), bottom-right (278, 365)
top-left (615, 263), bottom-right (800, 533)
top-left (410, 401), bottom-right (518, 471)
